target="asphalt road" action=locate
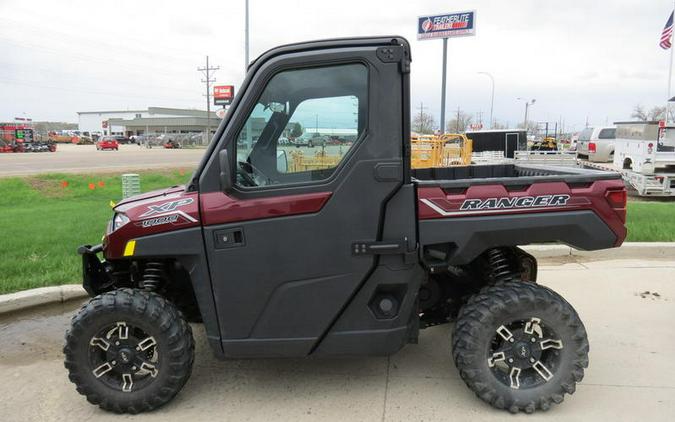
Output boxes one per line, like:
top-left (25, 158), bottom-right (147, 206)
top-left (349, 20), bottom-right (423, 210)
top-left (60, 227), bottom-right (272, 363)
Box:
top-left (0, 144), bottom-right (205, 177)
top-left (0, 258), bottom-right (674, 421)
top-left (0, 143), bottom-right (350, 177)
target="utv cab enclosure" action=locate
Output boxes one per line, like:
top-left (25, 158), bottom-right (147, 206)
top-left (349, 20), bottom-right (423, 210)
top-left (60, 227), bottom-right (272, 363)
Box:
top-left (66, 36), bottom-right (627, 415)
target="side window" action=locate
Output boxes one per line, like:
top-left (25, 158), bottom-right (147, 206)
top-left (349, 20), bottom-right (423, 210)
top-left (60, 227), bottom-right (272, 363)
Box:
top-left (233, 63), bottom-right (367, 188)
top-left (598, 128), bottom-right (616, 139)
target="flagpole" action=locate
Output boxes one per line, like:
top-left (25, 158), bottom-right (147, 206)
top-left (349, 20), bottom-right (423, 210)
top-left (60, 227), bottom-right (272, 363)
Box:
top-left (669, 4), bottom-right (675, 124)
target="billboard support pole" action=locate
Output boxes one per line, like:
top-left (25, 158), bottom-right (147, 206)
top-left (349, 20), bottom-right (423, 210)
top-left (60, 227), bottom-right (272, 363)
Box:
top-left (440, 37), bottom-right (448, 134)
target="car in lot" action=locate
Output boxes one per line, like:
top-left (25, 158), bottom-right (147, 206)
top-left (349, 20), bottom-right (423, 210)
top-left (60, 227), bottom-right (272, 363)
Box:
top-left (576, 126), bottom-right (616, 162)
top-left (114, 135), bottom-right (132, 144)
top-left (96, 136), bottom-right (119, 150)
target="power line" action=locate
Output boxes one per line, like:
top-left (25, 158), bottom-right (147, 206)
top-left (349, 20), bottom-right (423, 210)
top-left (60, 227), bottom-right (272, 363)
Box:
top-left (198, 56), bottom-right (220, 141)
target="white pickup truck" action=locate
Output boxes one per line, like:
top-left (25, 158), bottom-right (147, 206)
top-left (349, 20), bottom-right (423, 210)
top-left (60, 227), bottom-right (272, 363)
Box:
top-left (613, 121), bottom-right (675, 196)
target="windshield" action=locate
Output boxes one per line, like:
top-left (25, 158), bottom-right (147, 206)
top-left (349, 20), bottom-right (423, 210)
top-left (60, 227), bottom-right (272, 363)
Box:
top-left (578, 128), bottom-right (593, 141)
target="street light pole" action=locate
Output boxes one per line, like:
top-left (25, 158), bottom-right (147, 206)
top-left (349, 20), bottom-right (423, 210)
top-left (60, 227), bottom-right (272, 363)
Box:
top-left (478, 72), bottom-right (494, 129)
top-left (517, 98), bottom-right (536, 131)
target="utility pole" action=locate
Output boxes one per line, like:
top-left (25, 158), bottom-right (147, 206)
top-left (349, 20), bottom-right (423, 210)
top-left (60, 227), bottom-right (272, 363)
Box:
top-left (456, 106), bottom-right (460, 133)
top-left (198, 56), bottom-right (219, 144)
top-left (416, 102), bottom-right (426, 133)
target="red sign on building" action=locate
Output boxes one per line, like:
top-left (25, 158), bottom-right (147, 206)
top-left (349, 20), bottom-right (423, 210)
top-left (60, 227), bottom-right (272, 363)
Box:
top-left (214, 85), bottom-right (235, 106)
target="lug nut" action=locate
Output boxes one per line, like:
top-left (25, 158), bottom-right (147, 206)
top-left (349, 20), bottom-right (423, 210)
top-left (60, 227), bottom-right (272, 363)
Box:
top-left (508, 358), bottom-right (514, 363)
top-left (509, 338), bottom-right (515, 343)
top-left (530, 358), bottom-right (535, 363)
top-left (112, 360), bottom-right (117, 365)
top-left (115, 341), bottom-right (120, 346)
top-left (531, 338), bottom-right (536, 343)
top-left (132, 366), bottom-right (137, 370)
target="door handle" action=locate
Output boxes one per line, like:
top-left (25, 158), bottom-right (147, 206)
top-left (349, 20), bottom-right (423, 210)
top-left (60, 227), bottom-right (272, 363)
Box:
top-left (214, 228), bottom-right (245, 249)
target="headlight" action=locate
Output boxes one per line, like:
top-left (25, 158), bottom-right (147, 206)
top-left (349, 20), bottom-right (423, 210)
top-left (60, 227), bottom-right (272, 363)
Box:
top-left (112, 213), bottom-right (130, 231)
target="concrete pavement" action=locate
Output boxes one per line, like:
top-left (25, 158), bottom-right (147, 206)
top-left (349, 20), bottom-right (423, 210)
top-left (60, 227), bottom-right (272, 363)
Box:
top-left (0, 258), bottom-right (674, 421)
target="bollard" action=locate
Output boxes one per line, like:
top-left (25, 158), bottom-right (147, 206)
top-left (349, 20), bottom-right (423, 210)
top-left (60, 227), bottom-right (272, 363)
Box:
top-left (121, 173), bottom-right (141, 198)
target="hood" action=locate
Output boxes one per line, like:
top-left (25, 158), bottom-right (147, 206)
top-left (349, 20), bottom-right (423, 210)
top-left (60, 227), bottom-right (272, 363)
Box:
top-left (115, 185), bottom-right (186, 209)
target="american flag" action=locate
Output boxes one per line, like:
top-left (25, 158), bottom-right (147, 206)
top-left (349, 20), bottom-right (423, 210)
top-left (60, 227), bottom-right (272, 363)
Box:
top-left (661, 11), bottom-right (674, 49)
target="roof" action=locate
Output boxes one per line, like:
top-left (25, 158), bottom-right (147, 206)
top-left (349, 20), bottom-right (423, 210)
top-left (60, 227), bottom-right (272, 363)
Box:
top-left (77, 109), bottom-right (146, 115)
top-left (109, 116), bottom-right (218, 127)
top-left (77, 107), bottom-right (217, 118)
top-left (465, 129), bottom-right (525, 133)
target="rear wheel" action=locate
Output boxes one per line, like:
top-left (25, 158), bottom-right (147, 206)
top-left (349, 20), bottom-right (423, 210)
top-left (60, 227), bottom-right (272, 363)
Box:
top-left (452, 282), bottom-right (588, 413)
top-left (64, 289), bottom-right (194, 413)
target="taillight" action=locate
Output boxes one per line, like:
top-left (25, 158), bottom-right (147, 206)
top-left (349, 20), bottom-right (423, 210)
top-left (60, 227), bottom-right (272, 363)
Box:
top-left (605, 188), bottom-right (627, 223)
top-left (647, 142), bottom-right (654, 154)
top-left (588, 142), bottom-right (596, 153)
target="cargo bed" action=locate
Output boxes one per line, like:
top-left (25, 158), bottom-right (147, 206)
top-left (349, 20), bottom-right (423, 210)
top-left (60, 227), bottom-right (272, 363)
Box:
top-left (412, 163), bottom-right (622, 188)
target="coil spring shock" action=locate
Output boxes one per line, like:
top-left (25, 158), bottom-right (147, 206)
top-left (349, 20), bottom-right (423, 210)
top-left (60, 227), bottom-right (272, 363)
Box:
top-left (486, 248), bottom-right (518, 284)
top-left (142, 262), bottom-right (164, 291)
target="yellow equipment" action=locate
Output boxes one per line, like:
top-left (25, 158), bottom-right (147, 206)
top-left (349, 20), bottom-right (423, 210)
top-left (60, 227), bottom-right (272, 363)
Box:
top-left (283, 133), bottom-right (473, 173)
top-left (411, 133), bottom-right (473, 168)
top-left (288, 148), bottom-right (344, 172)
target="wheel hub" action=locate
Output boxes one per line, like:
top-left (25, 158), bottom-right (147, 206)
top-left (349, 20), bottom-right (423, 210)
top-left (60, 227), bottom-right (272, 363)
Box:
top-left (88, 321), bottom-right (159, 393)
top-left (487, 317), bottom-right (564, 390)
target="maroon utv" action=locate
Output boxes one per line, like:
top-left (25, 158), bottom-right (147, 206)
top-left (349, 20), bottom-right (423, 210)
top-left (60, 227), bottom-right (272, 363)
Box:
top-left (65, 36), bottom-right (627, 414)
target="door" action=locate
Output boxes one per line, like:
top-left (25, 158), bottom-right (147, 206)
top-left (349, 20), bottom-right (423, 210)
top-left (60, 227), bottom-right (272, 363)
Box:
top-left (506, 133), bottom-right (518, 158)
top-left (197, 38), bottom-right (414, 357)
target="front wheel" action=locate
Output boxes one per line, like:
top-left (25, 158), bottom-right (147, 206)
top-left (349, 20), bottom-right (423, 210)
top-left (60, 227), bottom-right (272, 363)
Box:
top-left (64, 289), bottom-right (194, 413)
top-left (452, 282), bottom-right (588, 413)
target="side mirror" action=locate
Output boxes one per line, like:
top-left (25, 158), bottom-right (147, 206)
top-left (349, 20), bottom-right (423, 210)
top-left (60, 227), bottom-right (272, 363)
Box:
top-left (218, 149), bottom-right (233, 192)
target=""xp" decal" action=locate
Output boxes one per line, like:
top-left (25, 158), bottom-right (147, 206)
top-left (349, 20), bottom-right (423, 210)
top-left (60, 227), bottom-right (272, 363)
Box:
top-left (139, 198), bottom-right (194, 218)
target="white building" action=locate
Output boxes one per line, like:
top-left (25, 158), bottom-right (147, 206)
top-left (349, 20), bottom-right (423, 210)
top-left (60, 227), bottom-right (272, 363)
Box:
top-left (77, 107), bottom-right (217, 136)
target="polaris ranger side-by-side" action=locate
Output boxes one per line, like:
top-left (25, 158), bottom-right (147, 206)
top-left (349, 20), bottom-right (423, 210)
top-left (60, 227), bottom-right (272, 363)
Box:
top-left (65, 37), bottom-right (627, 414)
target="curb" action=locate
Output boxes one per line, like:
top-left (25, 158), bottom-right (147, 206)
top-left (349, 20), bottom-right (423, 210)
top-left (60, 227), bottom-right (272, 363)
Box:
top-left (0, 285), bottom-right (87, 315)
top-left (522, 242), bottom-right (675, 260)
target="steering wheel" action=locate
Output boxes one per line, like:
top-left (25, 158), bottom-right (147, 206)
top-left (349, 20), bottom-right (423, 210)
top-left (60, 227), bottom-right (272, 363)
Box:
top-left (237, 161), bottom-right (270, 187)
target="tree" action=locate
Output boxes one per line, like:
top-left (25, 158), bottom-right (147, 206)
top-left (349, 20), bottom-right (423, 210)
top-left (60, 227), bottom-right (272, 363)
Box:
top-left (517, 120), bottom-right (539, 135)
top-left (648, 106), bottom-right (666, 121)
top-left (631, 105), bottom-right (648, 121)
top-left (491, 121), bottom-right (507, 130)
top-left (290, 122), bottom-right (303, 138)
top-left (446, 108), bottom-right (473, 133)
top-left (412, 110), bottom-right (436, 134)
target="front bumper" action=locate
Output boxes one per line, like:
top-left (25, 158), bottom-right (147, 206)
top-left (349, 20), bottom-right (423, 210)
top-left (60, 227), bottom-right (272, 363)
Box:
top-left (77, 244), bottom-right (112, 296)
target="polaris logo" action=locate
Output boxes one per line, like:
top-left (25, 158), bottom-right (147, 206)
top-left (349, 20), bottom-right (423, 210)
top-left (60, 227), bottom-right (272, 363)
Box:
top-left (460, 194), bottom-right (570, 211)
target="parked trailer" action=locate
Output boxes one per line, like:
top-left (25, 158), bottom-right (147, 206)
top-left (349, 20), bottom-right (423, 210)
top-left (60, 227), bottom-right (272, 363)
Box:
top-left (580, 160), bottom-right (675, 197)
top-left (465, 129), bottom-right (527, 158)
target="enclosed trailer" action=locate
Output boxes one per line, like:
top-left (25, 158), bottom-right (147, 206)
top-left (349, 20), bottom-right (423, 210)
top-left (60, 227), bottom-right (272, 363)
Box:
top-left (465, 129), bottom-right (527, 158)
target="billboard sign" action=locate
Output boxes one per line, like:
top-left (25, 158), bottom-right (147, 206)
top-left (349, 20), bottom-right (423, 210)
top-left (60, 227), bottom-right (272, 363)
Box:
top-left (214, 85), bottom-right (235, 106)
top-left (417, 11), bottom-right (476, 40)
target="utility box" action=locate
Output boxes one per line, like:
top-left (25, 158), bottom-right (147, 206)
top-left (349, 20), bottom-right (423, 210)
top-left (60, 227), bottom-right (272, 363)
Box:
top-left (122, 173), bottom-right (141, 198)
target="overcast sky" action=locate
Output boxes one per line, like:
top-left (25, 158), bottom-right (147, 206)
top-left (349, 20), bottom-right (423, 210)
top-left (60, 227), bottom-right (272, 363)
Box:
top-left (1, 0), bottom-right (674, 132)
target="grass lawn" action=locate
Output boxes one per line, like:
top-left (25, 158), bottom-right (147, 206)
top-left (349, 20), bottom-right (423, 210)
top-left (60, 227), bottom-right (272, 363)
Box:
top-left (0, 170), bottom-right (191, 294)
top-left (0, 172), bottom-right (673, 294)
top-left (625, 201), bottom-right (675, 242)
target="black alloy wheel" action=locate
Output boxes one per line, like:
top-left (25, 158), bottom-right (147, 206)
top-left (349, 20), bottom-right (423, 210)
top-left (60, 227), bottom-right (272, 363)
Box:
top-left (64, 289), bottom-right (194, 414)
top-left (452, 282), bottom-right (588, 413)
